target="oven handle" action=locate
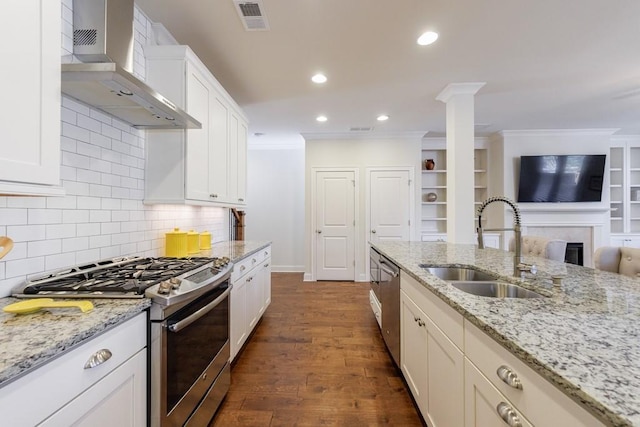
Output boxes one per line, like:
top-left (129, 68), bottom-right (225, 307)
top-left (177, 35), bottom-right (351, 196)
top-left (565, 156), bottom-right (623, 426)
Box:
top-left (166, 285), bottom-right (232, 333)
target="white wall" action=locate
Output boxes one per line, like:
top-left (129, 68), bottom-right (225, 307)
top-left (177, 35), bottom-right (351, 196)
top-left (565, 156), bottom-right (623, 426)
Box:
top-left (304, 134), bottom-right (422, 281)
top-left (245, 146), bottom-right (305, 272)
top-left (0, 3), bottom-right (226, 297)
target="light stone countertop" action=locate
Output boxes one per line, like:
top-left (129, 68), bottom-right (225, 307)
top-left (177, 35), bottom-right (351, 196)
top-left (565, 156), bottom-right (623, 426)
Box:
top-left (0, 240), bottom-right (271, 388)
top-left (372, 241), bottom-right (640, 427)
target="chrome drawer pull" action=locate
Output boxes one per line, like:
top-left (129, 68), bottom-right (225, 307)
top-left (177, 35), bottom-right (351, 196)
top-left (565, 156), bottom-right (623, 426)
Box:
top-left (84, 349), bottom-right (112, 369)
top-left (497, 365), bottom-right (523, 390)
top-left (497, 402), bottom-right (522, 427)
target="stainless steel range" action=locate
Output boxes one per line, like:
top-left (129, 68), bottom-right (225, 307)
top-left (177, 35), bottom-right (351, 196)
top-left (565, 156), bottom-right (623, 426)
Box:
top-left (12, 256), bottom-right (233, 427)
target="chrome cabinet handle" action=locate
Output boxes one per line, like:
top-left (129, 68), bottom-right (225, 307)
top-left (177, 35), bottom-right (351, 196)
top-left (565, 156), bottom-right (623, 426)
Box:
top-left (264, 263), bottom-right (269, 267)
top-left (497, 402), bottom-right (522, 427)
top-left (413, 316), bottom-right (425, 327)
top-left (240, 265), bottom-right (246, 271)
top-left (371, 230), bottom-right (376, 234)
top-left (238, 198), bottom-right (244, 202)
top-left (84, 349), bottom-right (112, 369)
top-left (316, 230), bottom-right (322, 234)
top-left (209, 194), bottom-right (218, 198)
top-left (497, 365), bottom-right (523, 390)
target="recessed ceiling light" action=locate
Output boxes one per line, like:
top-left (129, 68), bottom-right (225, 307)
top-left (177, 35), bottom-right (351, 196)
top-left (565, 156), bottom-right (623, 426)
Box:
top-left (417, 31), bottom-right (439, 46)
top-left (311, 73), bottom-right (327, 84)
top-left (377, 114), bottom-right (389, 121)
top-left (316, 115), bottom-right (328, 122)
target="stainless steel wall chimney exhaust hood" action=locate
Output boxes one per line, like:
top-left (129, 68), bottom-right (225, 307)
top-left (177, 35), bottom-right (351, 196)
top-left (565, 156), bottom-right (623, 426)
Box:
top-left (61, 0), bottom-right (201, 130)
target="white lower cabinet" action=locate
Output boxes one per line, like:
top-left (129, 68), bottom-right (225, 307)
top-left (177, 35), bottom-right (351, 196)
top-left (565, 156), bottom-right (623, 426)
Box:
top-left (230, 245), bottom-right (272, 361)
top-left (400, 272), bottom-right (604, 427)
top-left (0, 313), bottom-right (147, 427)
top-left (464, 359), bottom-right (532, 427)
top-left (401, 272), bottom-right (464, 427)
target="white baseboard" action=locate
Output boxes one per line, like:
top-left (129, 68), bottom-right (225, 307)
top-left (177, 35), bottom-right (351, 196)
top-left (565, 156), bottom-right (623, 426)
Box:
top-left (272, 265), bottom-right (305, 273)
top-left (357, 273), bottom-right (368, 282)
top-left (303, 272), bottom-right (314, 282)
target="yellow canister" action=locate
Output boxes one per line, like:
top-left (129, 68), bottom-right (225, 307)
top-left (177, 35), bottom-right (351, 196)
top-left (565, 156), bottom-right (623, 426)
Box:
top-left (165, 228), bottom-right (187, 258)
top-left (199, 231), bottom-right (211, 250)
top-left (187, 230), bottom-right (200, 254)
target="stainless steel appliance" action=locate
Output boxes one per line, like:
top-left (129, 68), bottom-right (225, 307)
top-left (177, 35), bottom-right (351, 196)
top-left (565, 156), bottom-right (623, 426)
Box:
top-left (12, 256), bottom-right (233, 426)
top-left (369, 247), bottom-right (400, 366)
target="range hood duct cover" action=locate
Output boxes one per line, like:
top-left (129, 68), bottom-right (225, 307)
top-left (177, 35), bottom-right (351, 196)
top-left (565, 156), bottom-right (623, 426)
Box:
top-left (61, 0), bottom-right (201, 129)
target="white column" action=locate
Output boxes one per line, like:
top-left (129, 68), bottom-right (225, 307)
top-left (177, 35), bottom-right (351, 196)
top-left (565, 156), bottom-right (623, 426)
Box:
top-left (436, 83), bottom-right (485, 244)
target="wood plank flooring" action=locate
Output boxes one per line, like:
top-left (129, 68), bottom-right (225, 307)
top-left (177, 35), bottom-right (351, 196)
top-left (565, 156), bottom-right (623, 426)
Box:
top-left (210, 272), bottom-right (424, 426)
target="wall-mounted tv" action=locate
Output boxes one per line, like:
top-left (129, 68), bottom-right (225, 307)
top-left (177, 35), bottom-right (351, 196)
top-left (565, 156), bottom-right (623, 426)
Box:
top-left (517, 154), bottom-right (606, 203)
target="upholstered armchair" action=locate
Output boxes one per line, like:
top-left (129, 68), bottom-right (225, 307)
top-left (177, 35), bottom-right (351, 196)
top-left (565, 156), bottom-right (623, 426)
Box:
top-left (508, 236), bottom-right (568, 262)
top-left (594, 246), bottom-right (640, 278)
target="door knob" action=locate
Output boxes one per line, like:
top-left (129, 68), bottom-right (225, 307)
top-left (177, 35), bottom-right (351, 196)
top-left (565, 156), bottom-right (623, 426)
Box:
top-left (371, 230), bottom-right (377, 234)
top-left (316, 230), bottom-right (322, 234)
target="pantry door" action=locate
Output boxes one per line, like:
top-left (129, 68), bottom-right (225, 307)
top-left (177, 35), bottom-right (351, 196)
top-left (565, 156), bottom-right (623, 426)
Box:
top-left (314, 170), bottom-right (356, 281)
top-left (368, 169), bottom-right (414, 245)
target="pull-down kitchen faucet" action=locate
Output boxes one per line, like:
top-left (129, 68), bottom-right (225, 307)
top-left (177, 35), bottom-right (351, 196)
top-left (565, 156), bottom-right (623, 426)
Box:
top-left (476, 196), bottom-right (535, 277)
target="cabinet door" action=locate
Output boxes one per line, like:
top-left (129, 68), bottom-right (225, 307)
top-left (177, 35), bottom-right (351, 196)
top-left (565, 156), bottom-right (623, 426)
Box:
top-left (400, 291), bottom-right (428, 415)
top-left (425, 317), bottom-right (464, 427)
top-left (262, 257), bottom-right (272, 308)
top-left (237, 119), bottom-right (248, 203)
top-left (0, 0), bottom-right (60, 190)
top-left (209, 93), bottom-right (229, 202)
top-left (40, 350), bottom-right (147, 427)
top-left (230, 277), bottom-right (248, 361)
top-left (247, 269), bottom-right (262, 330)
top-left (464, 359), bottom-right (532, 427)
top-left (185, 63), bottom-right (212, 201)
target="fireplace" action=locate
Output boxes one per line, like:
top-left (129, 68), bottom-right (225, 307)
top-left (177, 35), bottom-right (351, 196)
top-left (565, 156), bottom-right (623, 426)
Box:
top-left (565, 242), bottom-right (584, 266)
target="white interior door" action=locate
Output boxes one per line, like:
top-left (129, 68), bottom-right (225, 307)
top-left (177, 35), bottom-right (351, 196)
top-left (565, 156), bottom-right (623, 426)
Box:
top-left (369, 169), bottom-right (412, 244)
top-left (315, 171), bottom-right (356, 280)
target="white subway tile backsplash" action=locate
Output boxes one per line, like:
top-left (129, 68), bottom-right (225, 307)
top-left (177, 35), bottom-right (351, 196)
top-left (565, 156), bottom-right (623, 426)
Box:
top-left (76, 248), bottom-right (101, 264)
top-left (88, 183), bottom-right (112, 197)
top-left (90, 235), bottom-right (111, 249)
top-left (76, 168), bottom-right (102, 184)
top-left (90, 210), bottom-right (111, 223)
top-left (7, 198), bottom-right (47, 209)
top-left (77, 223), bottom-right (101, 237)
top-left (45, 252), bottom-right (77, 271)
top-left (62, 180), bottom-right (90, 196)
top-left (62, 122), bottom-right (91, 142)
top-left (8, 225), bottom-right (46, 242)
top-left (28, 209), bottom-right (62, 225)
top-left (0, 4), bottom-right (228, 298)
top-left (63, 210), bottom-right (90, 224)
top-left (46, 224), bottom-right (76, 239)
top-left (61, 106), bottom-right (77, 124)
top-left (62, 237), bottom-right (89, 253)
top-left (77, 196), bottom-right (101, 210)
top-left (28, 239), bottom-right (61, 257)
top-left (102, 123), bottom-right (122, 140)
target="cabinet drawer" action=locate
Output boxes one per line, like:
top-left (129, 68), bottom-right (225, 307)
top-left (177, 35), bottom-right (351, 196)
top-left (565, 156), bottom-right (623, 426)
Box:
top-left (0, 312), bottom-right (147, 426)
top-left (400, 270), bottom-right (463, 349)
top-left (232, 247), bottom-right (270, 282)
top-left (464, 321), bottom-right (604, 427)
top-left (369, 289), bottom-right (381, 328)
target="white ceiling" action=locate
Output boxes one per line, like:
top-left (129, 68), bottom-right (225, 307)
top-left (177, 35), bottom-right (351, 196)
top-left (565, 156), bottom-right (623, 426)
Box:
top-left (135, 0), bottom-right (640, 143)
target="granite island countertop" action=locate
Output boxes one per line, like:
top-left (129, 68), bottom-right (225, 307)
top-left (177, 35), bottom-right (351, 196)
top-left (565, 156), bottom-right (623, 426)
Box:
top-left (0, 240), bottom-right (271, 388)
top-left (372, 241), bottom-right (640, 427)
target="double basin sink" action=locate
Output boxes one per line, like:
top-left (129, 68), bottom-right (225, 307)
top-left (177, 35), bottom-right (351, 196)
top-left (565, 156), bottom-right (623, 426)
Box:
top-left (421, 266), bottom-right (544, 299)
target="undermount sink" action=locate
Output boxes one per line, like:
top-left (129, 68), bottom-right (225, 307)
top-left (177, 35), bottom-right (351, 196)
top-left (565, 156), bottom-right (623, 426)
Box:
top-left (422, 266), bottom-right (498, 282)
top-left (451, 281), bottom-right (544, 299)
top-left (421, 265), bottom-right (544, 298)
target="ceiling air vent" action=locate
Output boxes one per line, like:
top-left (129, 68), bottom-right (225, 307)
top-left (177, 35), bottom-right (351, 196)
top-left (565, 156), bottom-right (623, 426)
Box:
top-left (233, 0), bottom-right (270, 31)
top-left (350, 127), bottom-right (373, 132)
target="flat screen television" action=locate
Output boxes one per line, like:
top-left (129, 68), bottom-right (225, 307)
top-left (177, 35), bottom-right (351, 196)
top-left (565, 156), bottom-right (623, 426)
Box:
top-left (517, 154), bottom-right (606, 202)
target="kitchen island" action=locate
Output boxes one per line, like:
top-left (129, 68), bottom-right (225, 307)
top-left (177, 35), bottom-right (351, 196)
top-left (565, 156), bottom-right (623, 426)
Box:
top-left (373, 240), bottom-right (640, 427)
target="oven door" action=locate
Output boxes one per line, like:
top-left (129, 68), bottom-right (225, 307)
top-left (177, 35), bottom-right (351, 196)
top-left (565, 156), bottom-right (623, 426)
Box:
top-left (151, 281), bottom-right (231, 427)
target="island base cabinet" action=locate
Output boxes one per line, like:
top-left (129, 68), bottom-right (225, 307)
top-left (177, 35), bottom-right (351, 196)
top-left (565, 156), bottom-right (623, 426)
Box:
top-left (40, 350), bottom-right (147, 427)
top-left (401, 290), bottom-right (464, 427)
top-left (0, 313), bottom-right (147, 426)
top-left (464, 359), bottom-right (533, 427)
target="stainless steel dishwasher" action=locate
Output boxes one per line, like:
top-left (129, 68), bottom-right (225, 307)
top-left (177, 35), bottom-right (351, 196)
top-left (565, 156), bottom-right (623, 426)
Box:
top-left (379, 252), bottom-right (400, 367)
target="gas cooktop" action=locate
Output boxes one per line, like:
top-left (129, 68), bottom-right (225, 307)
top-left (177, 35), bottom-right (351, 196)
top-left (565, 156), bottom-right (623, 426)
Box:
top-left (12, 256), bottom-right (231, 299)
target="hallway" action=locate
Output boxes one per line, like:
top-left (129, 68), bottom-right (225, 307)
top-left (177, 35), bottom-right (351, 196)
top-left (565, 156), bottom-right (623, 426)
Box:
top-left (210, 272), bottom-right (423, 426)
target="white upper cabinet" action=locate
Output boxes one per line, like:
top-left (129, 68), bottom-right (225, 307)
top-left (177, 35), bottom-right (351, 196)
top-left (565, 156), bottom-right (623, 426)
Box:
top-left (0, 0), bottom-right (63, 196)
top-left (144, 45), bottom-right (248, 207)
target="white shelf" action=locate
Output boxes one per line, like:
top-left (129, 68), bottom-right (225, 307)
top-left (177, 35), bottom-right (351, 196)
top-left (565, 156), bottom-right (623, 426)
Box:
top-left (422, 170), bottom-right (447, 173)
top-left (422, 202), bottom-right (447, 205)
top-left (422, 185), bottom-right (447, 189)
top-left (610, 184), bottom-right (622, 188)
top-left (610, 168), bottom-right (623, 172)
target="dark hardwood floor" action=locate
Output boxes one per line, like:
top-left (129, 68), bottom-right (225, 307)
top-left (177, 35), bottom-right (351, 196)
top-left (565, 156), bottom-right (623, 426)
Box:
top-left (210, 272), bottom-right (423, 426)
